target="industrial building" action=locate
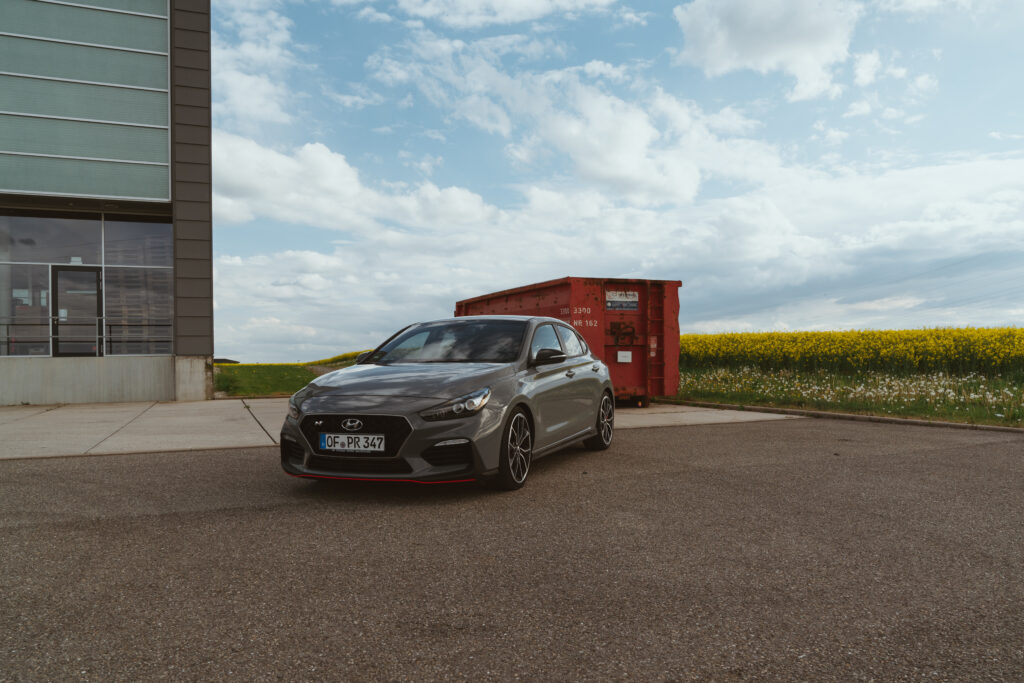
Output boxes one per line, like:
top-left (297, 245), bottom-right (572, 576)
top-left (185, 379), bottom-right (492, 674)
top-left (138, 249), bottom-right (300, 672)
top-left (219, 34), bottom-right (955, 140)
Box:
top-left (0, 0), bottom-right (212, 404)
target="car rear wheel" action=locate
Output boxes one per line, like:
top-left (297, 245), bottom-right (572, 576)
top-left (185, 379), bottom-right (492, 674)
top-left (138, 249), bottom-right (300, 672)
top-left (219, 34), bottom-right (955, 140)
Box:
top-left (584, 393), bottom-right (614, 451)
top-left (496, 408), bottom-right (532, 490)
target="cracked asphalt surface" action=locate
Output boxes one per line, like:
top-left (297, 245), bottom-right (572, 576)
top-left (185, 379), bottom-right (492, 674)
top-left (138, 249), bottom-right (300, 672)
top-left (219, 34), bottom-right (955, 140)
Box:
top-left (2, 418), bottom-right (1022, 681)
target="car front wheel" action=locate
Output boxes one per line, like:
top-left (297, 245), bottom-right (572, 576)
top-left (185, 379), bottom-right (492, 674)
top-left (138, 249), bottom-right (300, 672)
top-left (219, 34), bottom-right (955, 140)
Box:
top-left (496, 408), bottom-right (532, 490)
top-left (584, 393), bottom-right (614, 451)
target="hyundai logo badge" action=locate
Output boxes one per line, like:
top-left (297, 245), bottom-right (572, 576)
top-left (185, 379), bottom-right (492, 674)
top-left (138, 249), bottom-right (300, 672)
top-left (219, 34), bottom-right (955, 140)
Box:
top-left (342, 418), bottom-right (364, 432)
top-left (314, 419), bottom-right (324, 427)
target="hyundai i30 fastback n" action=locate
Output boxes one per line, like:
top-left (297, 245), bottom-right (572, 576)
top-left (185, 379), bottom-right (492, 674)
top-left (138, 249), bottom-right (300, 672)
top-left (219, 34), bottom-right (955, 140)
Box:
top-left (280, 316), bottom-right (615, 489)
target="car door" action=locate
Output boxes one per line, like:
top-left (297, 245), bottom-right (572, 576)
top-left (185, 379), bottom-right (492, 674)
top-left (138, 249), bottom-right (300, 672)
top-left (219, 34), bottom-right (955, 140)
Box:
top-left (555, 324), bottom-right (601, 434)
top-left (526, 323), bottom-right (577, 450)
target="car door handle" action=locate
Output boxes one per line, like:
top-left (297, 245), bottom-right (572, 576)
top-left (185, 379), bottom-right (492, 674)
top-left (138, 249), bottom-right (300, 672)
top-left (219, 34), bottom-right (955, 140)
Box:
top-left (565, 369), bottom-right (576, 378)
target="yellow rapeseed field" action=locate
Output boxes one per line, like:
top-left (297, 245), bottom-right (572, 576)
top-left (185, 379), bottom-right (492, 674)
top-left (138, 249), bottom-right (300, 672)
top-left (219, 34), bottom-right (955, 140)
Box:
top-left (679, 327), bottom-right (1024, 374)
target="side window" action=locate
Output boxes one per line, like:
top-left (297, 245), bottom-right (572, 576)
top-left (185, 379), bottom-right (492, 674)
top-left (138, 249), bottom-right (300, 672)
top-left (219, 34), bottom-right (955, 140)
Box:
top-left (530, 324), bottom-right (563, 360)
top-left (556, 325), bottom-right (584, 357)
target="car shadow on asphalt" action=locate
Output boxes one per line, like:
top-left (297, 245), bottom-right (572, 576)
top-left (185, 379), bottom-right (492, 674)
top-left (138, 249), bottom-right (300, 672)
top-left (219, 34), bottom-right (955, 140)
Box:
top-left (282, 443), bottom-right (603, 505)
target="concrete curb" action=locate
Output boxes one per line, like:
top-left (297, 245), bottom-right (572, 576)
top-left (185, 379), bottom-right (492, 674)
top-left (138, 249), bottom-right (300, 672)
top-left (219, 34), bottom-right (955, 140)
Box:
top-left (0, 443), bottom-right (281, 463)
top-left (657, 399), bottom-right (1024, 435)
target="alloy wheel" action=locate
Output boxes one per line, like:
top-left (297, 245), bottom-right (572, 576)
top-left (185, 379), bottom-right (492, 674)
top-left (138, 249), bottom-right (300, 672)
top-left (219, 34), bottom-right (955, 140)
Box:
top-left (599, 395), bottom-right (614, 445)
top-left (507, 412), bottom-right (532, 484)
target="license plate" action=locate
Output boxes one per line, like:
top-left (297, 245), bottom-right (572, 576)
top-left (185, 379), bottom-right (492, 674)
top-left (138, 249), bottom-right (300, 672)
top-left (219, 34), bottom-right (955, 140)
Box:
top-left (319, 433), bottom-right (385, 453)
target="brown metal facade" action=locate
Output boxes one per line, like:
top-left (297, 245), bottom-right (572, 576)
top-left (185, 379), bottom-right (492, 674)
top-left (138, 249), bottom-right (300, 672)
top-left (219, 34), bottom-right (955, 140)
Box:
top-left (170, 0), bottom-right (212, 357)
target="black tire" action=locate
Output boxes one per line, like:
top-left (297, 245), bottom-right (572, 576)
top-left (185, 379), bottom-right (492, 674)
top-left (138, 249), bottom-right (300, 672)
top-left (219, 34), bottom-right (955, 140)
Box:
top-left (495, 408), bottom-right (532, 490)
top-left (584, 393), bottom-right (614, 451)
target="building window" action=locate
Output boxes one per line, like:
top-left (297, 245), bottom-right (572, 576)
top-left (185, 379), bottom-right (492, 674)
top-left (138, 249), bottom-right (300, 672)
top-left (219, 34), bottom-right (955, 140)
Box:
top-left (0, 213), bottom-right (101, 264)
top-left (0, 212), bottom-right (172, 357)
top-left (104, 218), bottom-right (173, 267)
top-left (104, 267), bottom-right (172, 355)
top-left (0, 263), bottom-right (50, 357)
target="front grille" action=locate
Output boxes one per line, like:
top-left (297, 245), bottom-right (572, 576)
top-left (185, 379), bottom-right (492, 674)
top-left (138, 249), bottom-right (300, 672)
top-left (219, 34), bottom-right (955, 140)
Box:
top-left (300, 414), bottom-right (412, 458)
top-left (421, 442), bottom-right (474, 468)
top-left (307, 455), bottom-right (414, 475)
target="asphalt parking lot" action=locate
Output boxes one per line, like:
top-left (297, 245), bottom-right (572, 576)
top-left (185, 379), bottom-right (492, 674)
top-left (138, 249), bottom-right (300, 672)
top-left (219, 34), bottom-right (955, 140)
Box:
top-left (2, 418), bottom-right (1022, 681)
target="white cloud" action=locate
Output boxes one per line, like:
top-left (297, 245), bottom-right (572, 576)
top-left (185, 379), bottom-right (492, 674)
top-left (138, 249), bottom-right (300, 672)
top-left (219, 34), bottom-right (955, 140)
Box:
top-left (325, 85), bottom-right (386, 109)
top-left (616, 7), bottom-right (651, 26)
top-left (886, 64), bottom-right (908, 79)
top-left (813, 120), bottom-right (849, 145)
top-left (908, 73), bottom-right (938, 99)
top-left (673, 0), bottom-right (863, 101)
top-left (212, 3), bottom-right (299, 134)
top-left (875, 0), bottom-right (975, 12)
top-left (825, 129), bottom-right (850, 145)
top-left (392, 0), bottom-right (617, 28)
top-left (357, 6), bottom-right (393, 22)
top-left (853, 51), bottom-right (881, 86)
top-left (400, 152), bottom-right (444, 175)
top-left (703, 106), bottom-right (761, 135)
top-left (212, 130), bottom-right (497, 232)
top-left (989, 132), bottom-right (1024, 141)
top-left (849, 296), bottom-right (926, 311)
top-left (582, 60), bottom-right (629, 82)
top-left (367, 30), bottom-right (783, 206)
top-left (844, 99), bottom-right (873, 117)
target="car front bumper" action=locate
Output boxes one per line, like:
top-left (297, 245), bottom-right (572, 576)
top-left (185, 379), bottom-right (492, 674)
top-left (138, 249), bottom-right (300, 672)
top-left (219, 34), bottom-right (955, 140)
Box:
top-left (279, 399), bottom-right (506, 483)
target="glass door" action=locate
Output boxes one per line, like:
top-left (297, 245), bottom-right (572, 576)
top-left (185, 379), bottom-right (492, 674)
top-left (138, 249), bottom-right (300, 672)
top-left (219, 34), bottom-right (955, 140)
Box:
top-left (51, 267), bottom-right (102, 357)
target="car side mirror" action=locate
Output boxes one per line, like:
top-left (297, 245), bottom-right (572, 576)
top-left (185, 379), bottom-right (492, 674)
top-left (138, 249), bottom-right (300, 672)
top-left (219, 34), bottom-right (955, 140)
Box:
top-left (356, 351), bottom-right (371, 363)
top-left (533, 348), bottom-right (567, 365)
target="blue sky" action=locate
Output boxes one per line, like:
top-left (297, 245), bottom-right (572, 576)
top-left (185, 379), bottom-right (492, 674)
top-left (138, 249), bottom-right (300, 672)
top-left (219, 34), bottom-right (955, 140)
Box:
top-left (210, 0), bottom-right (1024, 362)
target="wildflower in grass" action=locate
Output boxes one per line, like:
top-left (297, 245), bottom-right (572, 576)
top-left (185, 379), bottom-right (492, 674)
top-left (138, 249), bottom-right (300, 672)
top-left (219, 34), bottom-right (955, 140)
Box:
top-left (678, 366), bottom-right (1024, 427)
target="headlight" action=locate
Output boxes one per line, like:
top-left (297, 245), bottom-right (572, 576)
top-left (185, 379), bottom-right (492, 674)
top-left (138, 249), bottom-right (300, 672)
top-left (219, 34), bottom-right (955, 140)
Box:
top-left (420, 388), bottom-right (491, 422)
top-left (288, 397), bottom-right (301, 419)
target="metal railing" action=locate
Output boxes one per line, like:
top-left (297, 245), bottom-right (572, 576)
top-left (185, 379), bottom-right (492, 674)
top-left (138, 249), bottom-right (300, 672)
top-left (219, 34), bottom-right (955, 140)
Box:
top-left (0, 316), bottom-right (173, 356)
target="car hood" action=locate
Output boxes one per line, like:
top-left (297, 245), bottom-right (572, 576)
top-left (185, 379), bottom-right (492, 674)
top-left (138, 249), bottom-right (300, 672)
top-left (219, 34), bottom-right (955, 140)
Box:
top-left (303, 362), bottom-right (515, 401)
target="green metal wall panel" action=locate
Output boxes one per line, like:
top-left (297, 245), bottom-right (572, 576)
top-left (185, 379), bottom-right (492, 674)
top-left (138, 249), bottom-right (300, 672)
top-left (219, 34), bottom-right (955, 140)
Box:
top-left (1, 1), bottom-right (167, 53)
top-left (0, 1), bottom-right (173, 202)
top-left (0, 154), bottom-right (169, 200)
top-left (0, 75), bottom-right (169, 127)
top-left (63, 0), bottom-right (168, 17)
top-left (1, 35), bottom-right (168, 90)
top-left (0, 114), bottom-right (168, 163)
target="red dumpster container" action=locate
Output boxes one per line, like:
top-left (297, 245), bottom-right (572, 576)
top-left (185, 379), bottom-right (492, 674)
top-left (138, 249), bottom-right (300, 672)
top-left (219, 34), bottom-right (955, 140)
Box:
top-left (455, 277), bottom-right (681, 405)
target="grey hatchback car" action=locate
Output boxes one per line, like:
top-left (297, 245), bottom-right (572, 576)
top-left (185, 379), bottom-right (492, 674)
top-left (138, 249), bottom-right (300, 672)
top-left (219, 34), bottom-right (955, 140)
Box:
top-left (280, 316), bottom-right (614, 489)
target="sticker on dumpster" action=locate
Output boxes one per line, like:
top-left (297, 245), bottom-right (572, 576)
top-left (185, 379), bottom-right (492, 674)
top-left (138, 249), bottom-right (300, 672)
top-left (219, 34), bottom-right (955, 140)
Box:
top-left (617, 351), bottom-right (632, 363)
top-left (606, 291), bottom-right (639, 310)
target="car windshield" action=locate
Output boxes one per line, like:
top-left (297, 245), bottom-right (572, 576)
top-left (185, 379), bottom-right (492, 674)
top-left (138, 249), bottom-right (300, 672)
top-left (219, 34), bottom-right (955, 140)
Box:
top-left (366, 320), bottom-right (527, 364)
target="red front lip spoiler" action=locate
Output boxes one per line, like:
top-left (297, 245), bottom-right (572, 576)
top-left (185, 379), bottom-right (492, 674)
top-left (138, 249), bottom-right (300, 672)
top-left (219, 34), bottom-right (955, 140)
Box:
top-left (287, 472), bottom-right (476, 485)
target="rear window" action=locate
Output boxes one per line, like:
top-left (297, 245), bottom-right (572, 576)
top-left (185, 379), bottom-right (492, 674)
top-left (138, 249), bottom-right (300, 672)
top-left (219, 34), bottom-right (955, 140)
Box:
top-left (367, 320), bottom-right (527, 363)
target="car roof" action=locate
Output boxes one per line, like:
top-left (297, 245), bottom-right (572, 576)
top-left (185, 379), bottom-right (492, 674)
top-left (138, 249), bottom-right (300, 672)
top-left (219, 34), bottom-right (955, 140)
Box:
top-left (419, 315), bottom-right (564, 325)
